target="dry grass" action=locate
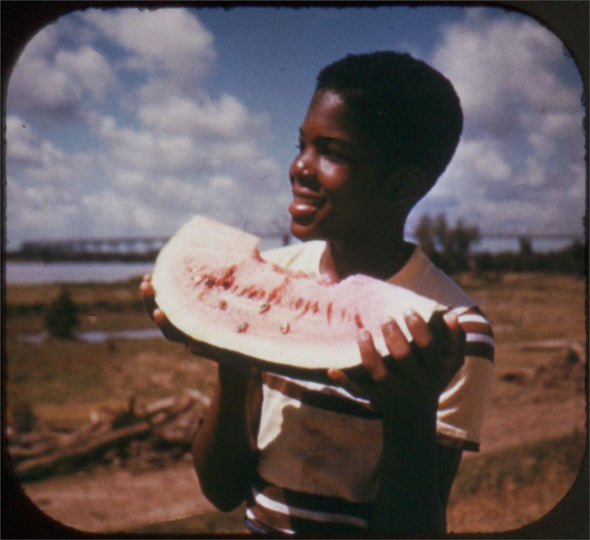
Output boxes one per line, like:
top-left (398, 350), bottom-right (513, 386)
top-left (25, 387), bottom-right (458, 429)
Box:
top-left (4, 272), bottom-right (588, 536)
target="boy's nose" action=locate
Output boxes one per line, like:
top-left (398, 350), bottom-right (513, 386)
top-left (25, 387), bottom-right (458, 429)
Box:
top-left (294, 158), bottom-right (310, 175)
top-left (289, 154), bottom-right (314, 183)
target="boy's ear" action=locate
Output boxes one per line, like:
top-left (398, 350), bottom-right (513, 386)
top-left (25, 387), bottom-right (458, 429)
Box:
top-left (384, 167), bottom-right (429, 202)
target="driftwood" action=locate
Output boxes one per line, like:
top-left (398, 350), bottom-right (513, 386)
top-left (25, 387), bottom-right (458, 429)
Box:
top-left (8, 391), bottom-right (210, 481)
top-left (516, 339), bottom-right (584, 357)
top-left (14, 421), bottom-right (152, 478)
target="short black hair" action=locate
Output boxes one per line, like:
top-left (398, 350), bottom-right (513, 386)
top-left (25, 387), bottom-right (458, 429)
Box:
top-left (316, 51), bottom-right (463, 188)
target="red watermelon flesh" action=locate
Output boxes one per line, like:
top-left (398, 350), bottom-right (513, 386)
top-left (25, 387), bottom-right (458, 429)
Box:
top-left (151, 215), bottom-right (446, 372)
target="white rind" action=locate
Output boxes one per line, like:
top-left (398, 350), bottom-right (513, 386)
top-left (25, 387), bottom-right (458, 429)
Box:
top-left (151, 215), bottom-right (446, 371)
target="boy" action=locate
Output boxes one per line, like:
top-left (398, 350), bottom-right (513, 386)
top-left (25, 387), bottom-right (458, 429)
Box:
top-left (142, 51), bottom-right (494, 535)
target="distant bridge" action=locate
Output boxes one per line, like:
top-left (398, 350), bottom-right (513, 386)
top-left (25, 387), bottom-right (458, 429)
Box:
top-left (18, 231), bottom-right (292, 258)
top-left (20, 237), bottom-right (170, 256)
top-left (18, 231), bottom-right (582, 259)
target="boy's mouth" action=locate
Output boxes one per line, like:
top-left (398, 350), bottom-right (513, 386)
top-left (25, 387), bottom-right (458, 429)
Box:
top-left (289, 192), bottom-right (326, 221)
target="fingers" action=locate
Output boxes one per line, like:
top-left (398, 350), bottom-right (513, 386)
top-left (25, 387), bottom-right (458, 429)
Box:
top-left (139, 274), bottom-right (208, 355)
top-left (443, 310), bottom-right (463, 358)
top-left (140, 274), bottom-right (190, 344)
top-left (329, 310), bottom-right (465, 418)
top-left (357, 328), bottom-right (388, 382)
top-left (327, 369), bottom-right (362, 397)
top-left (328, 367), bottom-right (372, 398)
top-left (140, 273), bottom-right (156, 320)
top-left (381, 318), bottom-right (411, 359)
top-left (381, 309), bottom-right (463, 387)
top-left (152, 308), bottom-right (180, 341)
top-left (327, 327), bottom-right (389, 392)
top-left (404, 310), bottom-right (434, 349)
top-left (327, 368), bottom-right (350, 387)
top-left (152, 307), bottom-right (167, 325)
top-left (332, 310), bottom-right (448, 390)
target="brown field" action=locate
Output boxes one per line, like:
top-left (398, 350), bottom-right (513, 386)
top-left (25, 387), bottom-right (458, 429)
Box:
top-left (4, 272), bottom-right (587, 536)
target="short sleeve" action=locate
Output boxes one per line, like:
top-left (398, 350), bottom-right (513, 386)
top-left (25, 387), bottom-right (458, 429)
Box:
top-left (436, 306), bottom-right (494, 451)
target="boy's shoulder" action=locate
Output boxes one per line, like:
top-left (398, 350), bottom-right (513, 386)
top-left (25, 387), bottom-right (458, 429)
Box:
top-left (262, 242), bottom-right (476, 309)
top-left (391, 247), bottom-right (475, 309)
top-left (261, 241), bottom-right (326, 273)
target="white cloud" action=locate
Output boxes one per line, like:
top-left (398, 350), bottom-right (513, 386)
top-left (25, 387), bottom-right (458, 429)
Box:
top-left (7, 116), bottom-right (93, 189)
top-left (10, 7), bottom-right (582, 254)
top-left (54, 45), bottom-right (112, 103)
top-left (97, 119), bottom-right (200, 173)
top-left (456, 139), bottom-right (512, 183)
top-left (6, 177), bottom-right (83, 246)
top-left (433, 9), bottom-right (580, 132)
top-left (82, 102), bottom-right (285, 239)
top-left (8, 25), bottom-right (114, 117)
top-left (6, 116), bottom-right (43, 166)
top-left (82, 190), bottom-right (150, 236)
top-left (91, 112), bottom-right (280, 184)
top-left (138, 94), bottom-right (269, 140)
top-left (419, 8), bottom-right (585, 237)
top-left (81, 8), bottom-right (215, 86)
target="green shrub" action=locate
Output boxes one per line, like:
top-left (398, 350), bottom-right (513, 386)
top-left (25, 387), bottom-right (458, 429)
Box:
top-left (45, 288), bottom-right (79, 339)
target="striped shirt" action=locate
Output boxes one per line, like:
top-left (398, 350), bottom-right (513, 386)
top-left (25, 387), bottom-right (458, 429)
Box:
top-left (246, 243), bottom-right (494, 534)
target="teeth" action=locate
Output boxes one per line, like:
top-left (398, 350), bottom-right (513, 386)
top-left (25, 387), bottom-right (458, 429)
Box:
top-left (294, 195), bottom-right (322, 206)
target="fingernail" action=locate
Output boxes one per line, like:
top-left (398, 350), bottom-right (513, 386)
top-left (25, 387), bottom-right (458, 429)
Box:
top-left (404, 308), bottom-right (418, 321)
top-left (327, 369), bottom-right (347, 386)
top-left (327, 368), bottom-right (340, 380)
top-left (357, 327), bottom-right (371, 342)
top-left (443, 310), bottom-right (458, 325)
top-left (381, 319), bottom-right (396, 337)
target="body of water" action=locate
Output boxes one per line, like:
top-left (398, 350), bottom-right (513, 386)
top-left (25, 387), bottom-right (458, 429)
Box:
top-left (5, 261), bottom-right (155, 285)
top-left (21, 328), bottom-right (162, 343)
top-left (5, 237), bottom-right (288, 285)
top-left (5, 237), bottom-right (578, 285)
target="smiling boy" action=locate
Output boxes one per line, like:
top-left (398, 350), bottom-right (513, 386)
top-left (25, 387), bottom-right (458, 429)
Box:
top-left (143, 51), bottom-right (494, 535)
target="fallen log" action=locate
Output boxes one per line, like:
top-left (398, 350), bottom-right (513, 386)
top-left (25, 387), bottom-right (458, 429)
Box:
top-left (15, 420), bottom-right (151, 480)
top-left (6, 428), bottom-right (60, 447)
top-left (516, 340), bottom-right (584, 354)
top-left (9, 391), bottom-right (211, 480)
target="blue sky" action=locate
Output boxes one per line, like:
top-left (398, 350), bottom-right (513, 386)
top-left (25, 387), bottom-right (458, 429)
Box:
top-left (6, 5), bottom-right (585, 251)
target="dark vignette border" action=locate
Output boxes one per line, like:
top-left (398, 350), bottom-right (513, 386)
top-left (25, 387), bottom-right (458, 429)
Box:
top-left (1, 2), bottom-right (587, 539)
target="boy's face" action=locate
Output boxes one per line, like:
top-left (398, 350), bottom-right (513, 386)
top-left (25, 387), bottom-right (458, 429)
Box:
top-left (289, 90), bottom-right (385, 243)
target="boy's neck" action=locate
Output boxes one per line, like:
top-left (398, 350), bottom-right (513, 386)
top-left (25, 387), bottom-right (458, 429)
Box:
top-left (320, 232), bottom-right (414, 282)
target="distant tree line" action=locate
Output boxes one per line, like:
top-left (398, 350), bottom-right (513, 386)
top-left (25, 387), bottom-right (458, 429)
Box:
top-left (414, 214), bottom-right (585, 276)
top-left (472, 240), bottom-right (585, 276)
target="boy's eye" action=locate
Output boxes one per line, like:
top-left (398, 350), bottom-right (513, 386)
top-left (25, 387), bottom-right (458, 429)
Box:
top-left (320, 143), bottom-right (347, 162)
top-left (294, 137), bottom-right (350, 162)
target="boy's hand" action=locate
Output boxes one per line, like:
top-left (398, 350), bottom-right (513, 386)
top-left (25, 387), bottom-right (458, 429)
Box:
top-left (327, 310), bottom-right (464, 422)
top-left (140, 274), bottom-right (202, 352)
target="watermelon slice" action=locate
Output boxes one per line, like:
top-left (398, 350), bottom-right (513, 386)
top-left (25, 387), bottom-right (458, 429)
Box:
top-left (151, 215), bottom-right (446, 375)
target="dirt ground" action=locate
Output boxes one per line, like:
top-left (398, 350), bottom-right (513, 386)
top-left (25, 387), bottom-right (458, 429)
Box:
top-left (6, 273), bottom-right (587, 536)
top-left (15, 351), bottom-right (587, 536)
top-left (15, 456), bottom-right (215, 534)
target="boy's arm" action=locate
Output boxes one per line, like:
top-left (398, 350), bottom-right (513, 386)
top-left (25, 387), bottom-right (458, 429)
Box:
top-left (192, 364), bottom-right (261, 511)
top-left (437, 443), bottom-right (462, 511)
top-left (140, 275), bottom-right (261, 511)
top-left (372, 435), bottom-right (461, 533)
top-left (328, 309), bottom-right (465, 534)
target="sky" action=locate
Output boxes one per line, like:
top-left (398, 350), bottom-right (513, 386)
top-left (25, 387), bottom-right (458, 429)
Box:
top-left (5, 4), bottom-right (586, 252)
